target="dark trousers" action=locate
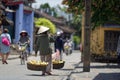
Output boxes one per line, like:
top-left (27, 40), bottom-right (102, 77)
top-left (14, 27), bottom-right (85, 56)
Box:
top-left (118, 54), bottom-right (120, 63)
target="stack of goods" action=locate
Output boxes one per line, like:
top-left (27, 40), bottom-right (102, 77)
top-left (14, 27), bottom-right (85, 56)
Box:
top-left (27, 60), bottom-right (48, 71)
top-left (52, 60), bottom-right (65, 69)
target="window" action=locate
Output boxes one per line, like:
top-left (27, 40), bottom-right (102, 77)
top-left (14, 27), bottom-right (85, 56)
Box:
top-left (104, 30), bottom-right (120, 51)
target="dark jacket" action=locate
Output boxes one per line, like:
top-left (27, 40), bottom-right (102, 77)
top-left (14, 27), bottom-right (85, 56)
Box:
top-left (36, 34), bottom-right (52, 55)
top-left (54, 36), bottom-right (63, 53)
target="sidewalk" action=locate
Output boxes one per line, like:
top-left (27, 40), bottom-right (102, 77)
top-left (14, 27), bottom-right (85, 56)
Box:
top-left (65, 61), bottom-right (120, 80)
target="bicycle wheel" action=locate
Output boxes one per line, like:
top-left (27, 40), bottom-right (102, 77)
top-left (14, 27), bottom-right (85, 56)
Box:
top-left (24, 51), bottom-right (28, 61)
top-left (20, 52), bottom-right (25, 65)
top-left (65, 49), bottom-right (69, 55)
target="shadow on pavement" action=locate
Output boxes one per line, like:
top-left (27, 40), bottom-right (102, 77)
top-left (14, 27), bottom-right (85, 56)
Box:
top-left (66, 61), bottom-right (120, 80)
top-left (53, 61), bottom-right (83, 71)
top-left (57, 68), bottom-right (73, 71)
top-left (26, 74), bottom-right (67, 76)
top-left (26, 74), bottom-right (43, 76)
top-left (93, 73), bottom-right (120, 80)
top-left (76, 63), bottom-right (120, 69)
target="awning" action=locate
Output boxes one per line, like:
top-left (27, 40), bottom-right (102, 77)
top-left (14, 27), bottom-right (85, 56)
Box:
top-left (5, 1), bottom-right (23, 6)
top-left (34, 9), bottom-right (65, 25)
top-left (24, 6), bottom-right (33, 13)
top-left (57, 26), bottom-right (76, 33)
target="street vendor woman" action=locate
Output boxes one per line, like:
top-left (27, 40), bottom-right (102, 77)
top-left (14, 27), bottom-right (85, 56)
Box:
top-left (35, 26), bottom-right (52, 75)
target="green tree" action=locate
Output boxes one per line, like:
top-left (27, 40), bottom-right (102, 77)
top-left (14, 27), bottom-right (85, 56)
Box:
top-left (70, 14), bottom-right (82, 35)
top-left (39, 3), bottom-right (57, 17)
top-left (62, 0), bottom-right (120, 28)
top-left (40, 3), bottom-right (50, 9)
top-left (35, 18), bottom-right (56, 34)
top-left (58, 5), bottom-right (82, 36)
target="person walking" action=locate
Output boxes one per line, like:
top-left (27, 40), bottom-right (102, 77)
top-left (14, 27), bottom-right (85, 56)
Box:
top-left (0, 29), bottom-right (2, 60)
top-left (35, 26), bottom-right (52, 75)
top-left (117, 36), bottom-right (120, 64)
top-left (34, 34), bottom-right (39, 57)
top-left (54, 32), bottom-right (64, 60)
top-left (0, 28), bottom-right (11, 64)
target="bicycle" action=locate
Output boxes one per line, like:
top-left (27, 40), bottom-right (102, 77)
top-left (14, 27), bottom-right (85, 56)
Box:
top-left (18, 42), bottom-right (28, 65)
top-left (64, 41), bottom-right (73, 55)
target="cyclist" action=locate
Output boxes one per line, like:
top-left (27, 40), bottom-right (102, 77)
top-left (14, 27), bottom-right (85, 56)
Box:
top-left (18, 30), bottom-right (30, 59)
top-left (64, 39), bottom-right (73, 55)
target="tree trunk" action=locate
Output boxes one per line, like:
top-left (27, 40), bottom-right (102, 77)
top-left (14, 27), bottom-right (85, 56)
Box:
top-left (83, 0), bottom-right (91, 72)
top-left (81, 11), bottom-right (85, 62)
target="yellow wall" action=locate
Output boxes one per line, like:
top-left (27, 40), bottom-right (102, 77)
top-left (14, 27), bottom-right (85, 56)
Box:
top-left (91, 26), bottom-right (120, 56)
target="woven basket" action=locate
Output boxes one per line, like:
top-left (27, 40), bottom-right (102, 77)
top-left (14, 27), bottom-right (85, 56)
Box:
top-left (53, 61), bottom-right (65, 69)
top-left (27, 63), bottom-right (47, 71)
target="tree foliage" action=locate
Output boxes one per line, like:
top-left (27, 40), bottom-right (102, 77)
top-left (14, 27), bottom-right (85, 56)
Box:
top-left (35, 18), bottom-right (56, 34)
top-left (39, 3), bottom-right (57, 17)
top-left (40, 3), bottom-right (50, 9)
top-left (73, 35), bottom-right (80, 44)
top-left (68, 14), bottom-right (82, 37)
top-left (62, 0), bottom-right (120, 27)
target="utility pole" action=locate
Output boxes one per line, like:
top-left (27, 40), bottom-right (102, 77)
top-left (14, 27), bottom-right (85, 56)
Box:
top-left (83, 0), bottom-right (91, 72)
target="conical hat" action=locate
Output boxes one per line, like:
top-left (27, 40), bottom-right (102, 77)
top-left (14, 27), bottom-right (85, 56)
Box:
top-left (20, 30), bottom-right (28, 35)
top-left (37, 26), bottom-right (49, 34)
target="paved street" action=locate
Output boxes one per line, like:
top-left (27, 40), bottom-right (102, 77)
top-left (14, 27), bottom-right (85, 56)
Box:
top-left (0, 50), bottom-right (81, 80)
top-left (0, 50), bottom-right (120, 80)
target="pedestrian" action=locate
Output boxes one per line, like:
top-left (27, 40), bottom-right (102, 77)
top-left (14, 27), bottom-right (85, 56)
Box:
top-left (0, 29), bottom-right (2, 59)
top-left (35, 26), bottom-right (52, 75)
top-left (19, 30), bottom-right (30, 56)
top-left (34, 28), bottom-right (39, 57)
top-left (0, 28), bottom-right (11, 64)
top-left (117, 36), bottom-right (120, 64)
top-left (54, 32), bottom-right (64, 60)
top-left (80, 43), bottom-right (83, 53)
top-left (34, 35), bottom-right (38, 57)
top-left (64, 39), bottom-right (73, 55)
top-left (80, 43), bottom-right (83, 62)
